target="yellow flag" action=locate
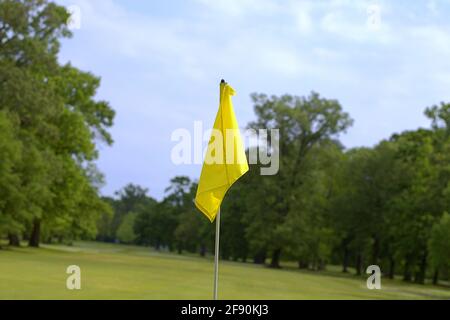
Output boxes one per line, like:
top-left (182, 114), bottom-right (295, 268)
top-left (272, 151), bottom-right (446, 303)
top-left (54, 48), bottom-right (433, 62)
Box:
top-left (195, 82), bottom-right (249, 222)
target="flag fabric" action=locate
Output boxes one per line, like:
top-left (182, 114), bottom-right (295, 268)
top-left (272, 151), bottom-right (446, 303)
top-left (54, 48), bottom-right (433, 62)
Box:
top-left (195, 82), bottom-right (249, 222)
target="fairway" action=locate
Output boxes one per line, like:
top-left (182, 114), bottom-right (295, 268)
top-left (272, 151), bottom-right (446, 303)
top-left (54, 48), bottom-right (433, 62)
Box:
top-left (0, 242), bottom-right (449, 300)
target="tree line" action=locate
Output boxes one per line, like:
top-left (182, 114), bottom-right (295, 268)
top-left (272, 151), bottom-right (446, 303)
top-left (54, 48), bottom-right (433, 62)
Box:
top-left (1, 1), bottom-right (449, 286)
top-left (100, 94), bottom-right (450, 286)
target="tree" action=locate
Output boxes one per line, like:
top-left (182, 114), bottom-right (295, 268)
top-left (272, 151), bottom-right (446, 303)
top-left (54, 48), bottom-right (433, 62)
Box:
top-left (167, 177), bottom-right (209, 254)
top-left (0, 111), bottom-right (23, 245)
top-left (115, 184), bottom-right (150, 213)
top-left (428, 212), bottom-right (450, 285)
top-left (110, 184), bottom-right (153, 241)
top-left (117, 212), bottom-right (137, 244)
top-left (283, 141), bottom-right (342, 270)
top-left (248, 92), bottom-right (353, 267)
top-left (96, 197), bottom-right (116, 242)
top-left (0, 0), bottom-right (115, 246)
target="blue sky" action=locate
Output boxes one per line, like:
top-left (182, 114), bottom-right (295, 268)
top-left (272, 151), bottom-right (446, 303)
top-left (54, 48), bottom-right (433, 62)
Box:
top-left (55, 0), bottom-right (450, 199)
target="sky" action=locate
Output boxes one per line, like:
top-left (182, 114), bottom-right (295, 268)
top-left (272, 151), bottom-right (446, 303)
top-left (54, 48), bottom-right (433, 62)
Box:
top-left (55, 0), bottom-right (450, 200)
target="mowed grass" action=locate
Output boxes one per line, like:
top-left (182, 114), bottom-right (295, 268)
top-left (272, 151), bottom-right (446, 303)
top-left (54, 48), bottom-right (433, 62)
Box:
top-left (0, 241), bottom-right (449, 300)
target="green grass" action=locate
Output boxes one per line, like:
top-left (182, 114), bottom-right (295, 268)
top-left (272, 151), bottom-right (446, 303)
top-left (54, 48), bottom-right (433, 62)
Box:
top-left (0, 241), bottom-right (449, 300)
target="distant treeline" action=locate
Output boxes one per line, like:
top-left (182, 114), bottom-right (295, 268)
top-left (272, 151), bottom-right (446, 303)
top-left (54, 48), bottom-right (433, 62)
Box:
top-left (1, 0), bottom-right (449, 287)
top-left (99, 93), bottom-right (450, 286)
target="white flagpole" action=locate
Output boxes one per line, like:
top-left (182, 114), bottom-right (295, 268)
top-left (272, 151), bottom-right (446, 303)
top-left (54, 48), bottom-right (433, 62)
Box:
top-left (213, 208), bottom-right (221, 300)
top-left (214, 79), bottom-right (225, 300)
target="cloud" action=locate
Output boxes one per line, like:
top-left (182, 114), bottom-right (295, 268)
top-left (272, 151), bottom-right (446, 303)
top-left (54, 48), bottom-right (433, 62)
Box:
top-left (60, 0), bottom-right (394, 80)
top-left (427, 0), bottom-right (439, 15)
top-left (409, 25), bottom-right (450, 55)
top-left (289, 1), bottom-right (314, 35)
top-left (258, 49), bottom-right (304, 76)
top-left (64, 0), bottom-right (303, 78)
top-left (55, 0), bottom-right (450, 198)
top-left (320, 7), bottom-right (394, 43)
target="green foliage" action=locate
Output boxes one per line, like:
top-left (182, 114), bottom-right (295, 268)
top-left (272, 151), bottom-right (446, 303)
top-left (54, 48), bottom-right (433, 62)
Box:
top-left (0, 111), bottom-right (23, 237)
top-left (247, 92), bottom-right (353, 267)
top-left (428, 213), bottom-right (450, 273)
top-left (117, 212), bottom-right (137, 244)
top-left (0, 0), bottom-right (114, 246)
top-left (109, 184), bottom-right (156, 242)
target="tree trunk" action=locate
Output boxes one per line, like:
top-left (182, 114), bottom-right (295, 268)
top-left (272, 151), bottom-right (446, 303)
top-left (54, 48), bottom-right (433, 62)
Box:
top-left (342, 246), bottom-right (349, 273)
top-left (414, 252), bottom-right (427, 284)
top-left (8, 233), bottom-right (20, 247)
top-left (269, 248), bottom-right (281, 268)
top-left (388, 257), bottom-right (395, 279)
top-left (199, 244), bottom-right (206, 257)
top-left (28, 219), bottom-right (41, 248)
top-left (432, 270), bottom-right (439, 285)
top-left (311, 256), bottom-right (317, 270)
top-left (298, 260), bottom-right (309, 269)
top-left (403, 262), bottom-right (412, 282)
top-left (317, 259), bottom-right (325, 271)
top-left (355, 253), bottom-right (362, 276)
top-left (242, 251), bottom-right (247, 263)
top-left (372, 235), bottom-right (380, 265)
top-left (414, 271), bottom-right (424, 284)
top-left (253, 250), bottom-right (266, 265)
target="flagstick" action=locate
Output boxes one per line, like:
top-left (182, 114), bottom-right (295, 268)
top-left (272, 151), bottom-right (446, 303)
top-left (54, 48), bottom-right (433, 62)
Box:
top-left (213, 207), bottom-right (221, 300)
